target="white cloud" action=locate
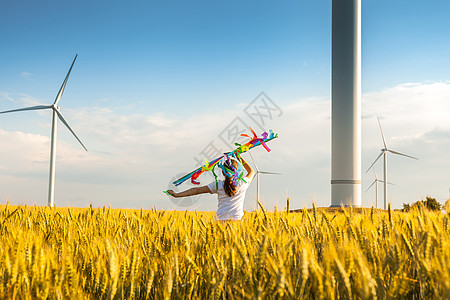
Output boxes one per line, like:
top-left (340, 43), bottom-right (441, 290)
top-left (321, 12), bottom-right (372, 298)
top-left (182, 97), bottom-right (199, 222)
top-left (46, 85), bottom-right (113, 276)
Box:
top-left (21, 72), bottom-right (34, 79)
top-left (0, 92), bottom-right (47, 108)
top-left (1, 81), bottom-right (449, 210)
top-left (0, 92), bottom-right (15, 102)
top-left (361, 82), bottom-right (450, 207)
top-left (0, 129), bottom-right (49, 167)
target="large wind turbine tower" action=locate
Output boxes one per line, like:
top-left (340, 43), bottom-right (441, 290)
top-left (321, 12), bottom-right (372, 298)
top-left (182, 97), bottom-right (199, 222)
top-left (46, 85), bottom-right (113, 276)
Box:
top-left (331, 0), bottom-right (362, 206)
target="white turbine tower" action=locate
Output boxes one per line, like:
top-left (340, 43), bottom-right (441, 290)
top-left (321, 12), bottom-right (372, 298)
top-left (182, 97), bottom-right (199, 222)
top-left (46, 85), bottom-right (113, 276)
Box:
top-left (366, 117), bottom-right (418, 210)
top-left (331, 0), bottom-right (362, 207)
top-left (365, 169), bottom-right (394, 209)
top-left (247, 152), bottom-right (281, 210)
top-left (0, 54), bottom-right (87, 207)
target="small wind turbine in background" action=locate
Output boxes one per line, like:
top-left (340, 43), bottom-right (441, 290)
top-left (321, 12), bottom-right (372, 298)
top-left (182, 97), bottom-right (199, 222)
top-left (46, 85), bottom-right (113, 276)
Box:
top-left (366, 116), bottom-right (418, 210)
top-left (0, 54), bottom-right (87, 207)
top-left (365, 169), bottom-right (394, 209)
top-left (247, 152), bottom-right (281, 210)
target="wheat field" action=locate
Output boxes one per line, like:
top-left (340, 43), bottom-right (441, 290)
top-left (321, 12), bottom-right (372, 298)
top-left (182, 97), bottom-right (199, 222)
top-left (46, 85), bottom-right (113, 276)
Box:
top-left (0, 203), bottom-right (449, 299)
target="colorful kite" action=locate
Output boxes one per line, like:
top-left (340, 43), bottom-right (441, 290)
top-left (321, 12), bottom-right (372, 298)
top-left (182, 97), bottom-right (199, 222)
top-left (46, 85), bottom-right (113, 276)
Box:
top-left (171, 127), bottom-right (278, 187)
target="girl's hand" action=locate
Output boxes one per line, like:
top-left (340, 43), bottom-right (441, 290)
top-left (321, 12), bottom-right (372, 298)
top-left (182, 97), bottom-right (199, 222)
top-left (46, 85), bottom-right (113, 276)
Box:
top-left (236, 152), bottom-right (245, 164)
top-left (166, 190), bottom-right (178, 197)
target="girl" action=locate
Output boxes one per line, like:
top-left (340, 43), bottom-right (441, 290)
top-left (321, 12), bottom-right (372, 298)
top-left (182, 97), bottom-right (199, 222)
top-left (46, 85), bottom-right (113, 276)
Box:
top-left (166, 156), bottom-right (255, 221)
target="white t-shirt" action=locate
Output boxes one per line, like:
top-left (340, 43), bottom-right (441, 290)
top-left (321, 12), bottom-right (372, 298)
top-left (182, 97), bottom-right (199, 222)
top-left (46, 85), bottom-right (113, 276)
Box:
top-left (207, 176), bottom-right (250, 221)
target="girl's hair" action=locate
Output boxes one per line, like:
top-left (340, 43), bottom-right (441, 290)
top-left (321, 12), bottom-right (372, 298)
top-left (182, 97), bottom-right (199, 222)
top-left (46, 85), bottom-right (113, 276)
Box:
top-left (223, 159), bottom-right (239, 197)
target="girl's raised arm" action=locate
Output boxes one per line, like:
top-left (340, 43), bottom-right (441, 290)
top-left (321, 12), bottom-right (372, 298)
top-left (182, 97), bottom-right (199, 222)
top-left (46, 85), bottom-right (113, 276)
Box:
top-left (241, 159), bottom-right (255, 183)
top-left (166, 186), bottom-right (210, 198)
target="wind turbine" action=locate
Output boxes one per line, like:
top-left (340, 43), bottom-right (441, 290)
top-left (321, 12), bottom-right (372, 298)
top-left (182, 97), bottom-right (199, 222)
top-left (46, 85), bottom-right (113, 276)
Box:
top-left (247, 152), bottom-right (281, 210)
top-left (0, 54), bottom-right (87, 207)
top-left (366, 116), bottom-right (417, 210)
top-left (365, 169), bottom-right (394, 209)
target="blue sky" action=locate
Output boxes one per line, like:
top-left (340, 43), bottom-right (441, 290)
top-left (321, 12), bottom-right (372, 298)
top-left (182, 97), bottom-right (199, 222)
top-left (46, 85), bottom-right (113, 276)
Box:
top-left (1, 0), bottom-right (450, 210)
top-left (1, 0), bottom-right (332, 114)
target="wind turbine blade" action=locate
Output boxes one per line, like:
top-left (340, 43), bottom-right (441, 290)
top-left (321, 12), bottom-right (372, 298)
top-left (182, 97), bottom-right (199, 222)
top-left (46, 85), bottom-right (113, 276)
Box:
top-left (0, 105), bottom-right (52, 114)
top-left (373, 169), bottom-right (378, 180)
top-left (365, 180), bottom-right (376, 192)
top-left (247, 151), bottom-right (259, 172)
top-left (53, 54), bottom-right (78, 105)
top-left (379, 180), bottom-right (395, 186)
top-left (388, 149), bottom-right (418, 160)
top-left (259, 171), bottom-right (282, 175)
top-left (54, 109), bottom-right (88, 151)
top-left (377, 116), bottom-right (388, 149)
top-left (366, 150), bottom-right (385, 173)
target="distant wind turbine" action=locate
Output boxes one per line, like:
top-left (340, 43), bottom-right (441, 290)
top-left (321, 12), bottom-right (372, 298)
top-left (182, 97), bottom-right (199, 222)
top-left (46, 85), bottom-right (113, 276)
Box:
top-left (247, 152), bottom-right (281, 210)
top-left (0, 54), bottom-right (87, 207)
top-left (365, 169), bottom-right (394, 209)
top-left (366, 116), bottom-right (417, 210)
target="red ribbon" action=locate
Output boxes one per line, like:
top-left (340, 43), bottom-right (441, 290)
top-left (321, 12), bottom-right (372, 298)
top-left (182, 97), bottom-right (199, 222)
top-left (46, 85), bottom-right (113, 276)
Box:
top-left (240, 126), bottom-right (271, 152)
top-left (191, 169), bottom-right (203, 185)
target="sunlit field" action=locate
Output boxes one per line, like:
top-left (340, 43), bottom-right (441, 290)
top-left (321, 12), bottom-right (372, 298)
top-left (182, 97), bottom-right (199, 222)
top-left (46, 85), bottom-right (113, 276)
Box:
top-left (1, 204), bottom-right (449, 299)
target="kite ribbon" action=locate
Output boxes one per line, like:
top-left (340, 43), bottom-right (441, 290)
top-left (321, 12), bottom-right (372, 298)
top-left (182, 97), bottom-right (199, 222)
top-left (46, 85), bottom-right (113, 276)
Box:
top-left (172, 128), bottom-right (277, 186)
top-left (190, 156), bottom-right (222, 185)
top-left (240, 126), bottom-right (271, 152)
